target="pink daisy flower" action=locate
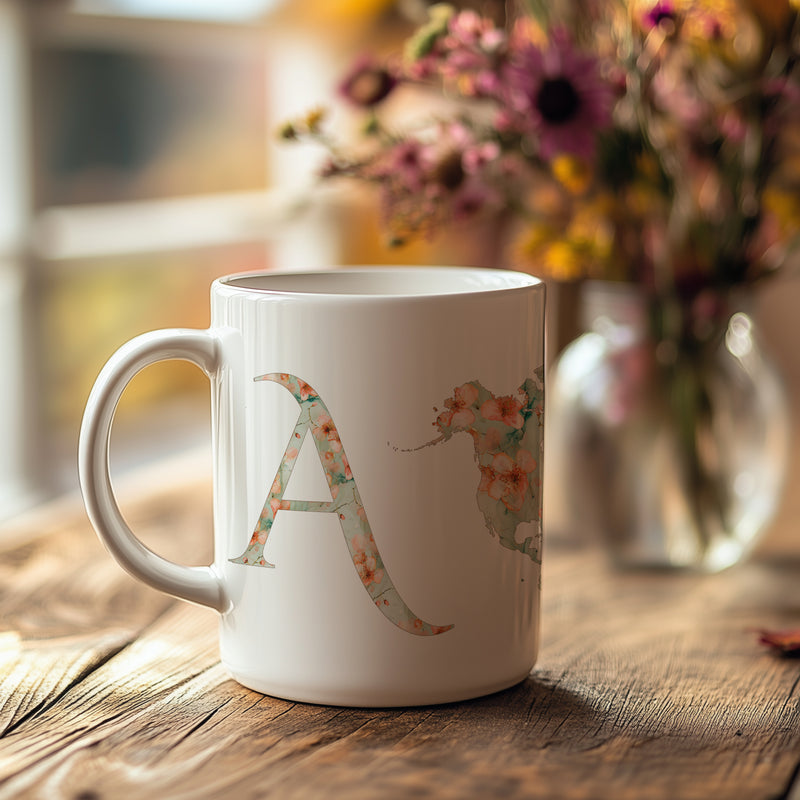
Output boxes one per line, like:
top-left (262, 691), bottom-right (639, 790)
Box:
top-left (500, 29), bottom-right (614, 161)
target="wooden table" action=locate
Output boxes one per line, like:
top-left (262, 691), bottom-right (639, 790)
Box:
top-left (1, 449), bottom-right (799, 800)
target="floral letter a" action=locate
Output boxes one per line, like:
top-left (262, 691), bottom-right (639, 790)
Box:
top-left (230, 373), bottom-right (453, 637)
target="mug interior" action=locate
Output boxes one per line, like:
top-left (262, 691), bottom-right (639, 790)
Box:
top-left (218, 267), bottom-right (540, 297)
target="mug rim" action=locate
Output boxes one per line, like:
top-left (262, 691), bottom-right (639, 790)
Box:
top-left (214, 266), bottom-right (542, 301)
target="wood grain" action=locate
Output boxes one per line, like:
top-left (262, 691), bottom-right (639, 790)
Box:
top-left (0, 465), bottom-right (799, 799)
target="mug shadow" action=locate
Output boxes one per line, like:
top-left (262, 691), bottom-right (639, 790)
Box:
top-left (453, 672), bottom-right (599, 728)
top-left (318, 674), bottom-right (608, 765)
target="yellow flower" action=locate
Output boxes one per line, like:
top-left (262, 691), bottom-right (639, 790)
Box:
top-left (764, 187), bottom-right (800, 235)
top-left (304, 107), bottom-right (327, 134)
top-left (569, 203), bottom-right (614, 262)
top-left (514, 205), bottom-right (613, 282)
top-left (515, 221), bottom-right (557, 254)
top-left (525, 179), bottom-right (572, 220)
top-left (551, 155), bottom-right (592, 195)
top-left (542, 241), bottom-right (585, 281)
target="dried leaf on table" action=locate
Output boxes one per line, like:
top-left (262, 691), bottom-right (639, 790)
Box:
top-left (756, 628), bottom-right (800, 655)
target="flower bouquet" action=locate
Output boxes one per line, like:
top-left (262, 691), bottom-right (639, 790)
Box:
top-left (283, 1), bottom-right (800, 298)
top-left (282, 0), bottom-right (800, 569)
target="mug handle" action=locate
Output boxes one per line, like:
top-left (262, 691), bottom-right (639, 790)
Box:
top-left (79, 328), bottom-right (228, 613)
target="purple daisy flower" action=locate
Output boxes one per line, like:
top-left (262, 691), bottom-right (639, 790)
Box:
top-left (500, 29), bottom-right (614, 162)
top-left (643, 0), bottom-right (677, 31)
top-left (338, 55), bottom-right (398, 108)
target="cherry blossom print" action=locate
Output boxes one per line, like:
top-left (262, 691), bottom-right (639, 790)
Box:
top-left (351, 533), bottom-right (386, 589)
top-left (231, 373), bottom-right (453, 637)
top-left (480, 395), bottom-right (525, 429)
top-left (477, 426), bottom-right (504, 454)
top-left (482, 450), bottom-right (537, 512)
top-left (416, 368), bottom-right (545, 562)
top-left (436, 382), bottom-right (479, 430)
top-left (310, 405), bottom-right (343, 453)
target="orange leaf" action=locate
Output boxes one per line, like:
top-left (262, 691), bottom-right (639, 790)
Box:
top-left (756, 628), bottom-right (800, 655)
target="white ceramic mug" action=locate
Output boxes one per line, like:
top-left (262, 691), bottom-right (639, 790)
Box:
top-left (79, 266), bottom-right (545, 706)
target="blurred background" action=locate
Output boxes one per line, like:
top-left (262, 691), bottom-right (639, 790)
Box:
top-left (0, 0), bottom-right (439, 516)
top-left (1, 0), bottom-right (799, 524)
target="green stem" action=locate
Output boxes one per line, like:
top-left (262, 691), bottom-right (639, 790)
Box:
top-left (665, 337), bottom-right (730, 560)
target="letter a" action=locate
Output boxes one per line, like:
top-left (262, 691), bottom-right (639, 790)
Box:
top-left (230, 373), bottom-right (453, 637)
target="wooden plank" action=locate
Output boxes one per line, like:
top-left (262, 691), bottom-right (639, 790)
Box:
top-left (1, 448), bottom-right (800, 799)
top-left (0, 522), bottom-right (798, 799)
top-left (0, 521), bottom-right (172, 739)
top-left (0, 458), bottom-right (212, 739)
top-left (0, 630), bottom-right (130, 737)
